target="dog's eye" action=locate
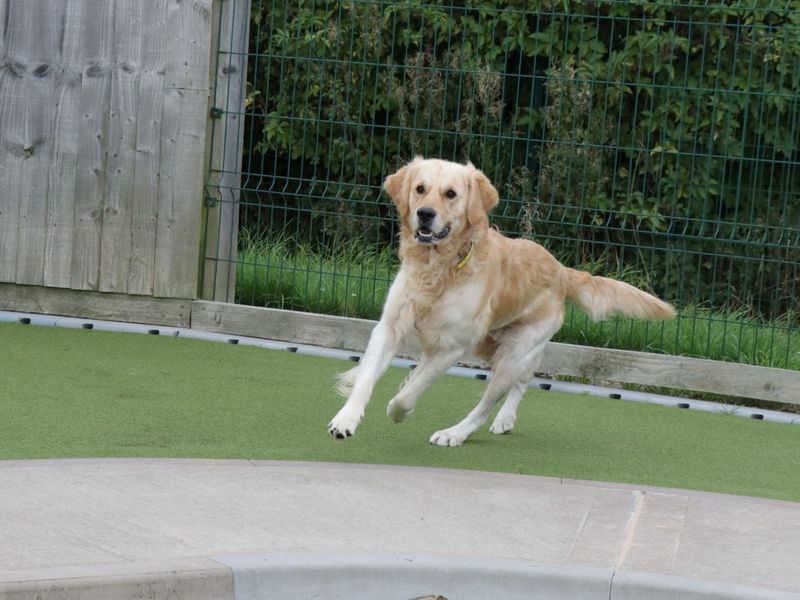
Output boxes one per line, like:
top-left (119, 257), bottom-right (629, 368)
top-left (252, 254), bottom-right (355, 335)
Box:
top-left (415, 185), bottom-right (425, 194)
top-left (445, 189), bottom-right (457, 199)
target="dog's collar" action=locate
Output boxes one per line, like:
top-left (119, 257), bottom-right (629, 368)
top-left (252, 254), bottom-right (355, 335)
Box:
top-left (456, 242), bottom-right (474, 270)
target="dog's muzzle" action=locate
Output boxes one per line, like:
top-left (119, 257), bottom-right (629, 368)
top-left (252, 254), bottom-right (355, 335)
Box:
top-left (414, 226), bottom-right (450, 244)
top-left (414, 207), bottom-right (450, 244)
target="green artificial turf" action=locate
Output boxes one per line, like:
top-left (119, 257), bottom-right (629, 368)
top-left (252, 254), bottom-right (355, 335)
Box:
top-left (1, 322), bottom-right (798, 501)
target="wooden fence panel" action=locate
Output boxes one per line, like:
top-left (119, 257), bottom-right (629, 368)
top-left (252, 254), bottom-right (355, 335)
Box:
top-left (0, 0), bottom-right (221, 303)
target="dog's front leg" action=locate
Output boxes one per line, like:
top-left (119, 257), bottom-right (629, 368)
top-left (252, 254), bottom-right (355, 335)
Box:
top-left (386, 347), bottom-right (464, 423)
top-left (328, 317), bottom-right (401, 439)
top-left (328, 272), bottom-right (410, 438)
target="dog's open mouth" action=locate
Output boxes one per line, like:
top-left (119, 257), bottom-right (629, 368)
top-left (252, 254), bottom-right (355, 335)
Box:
top-left (414, 226), bottom-right (450, 244)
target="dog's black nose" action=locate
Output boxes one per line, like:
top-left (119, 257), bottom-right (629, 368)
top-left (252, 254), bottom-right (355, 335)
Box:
top-left (416, 207), bottom-right (436, 224)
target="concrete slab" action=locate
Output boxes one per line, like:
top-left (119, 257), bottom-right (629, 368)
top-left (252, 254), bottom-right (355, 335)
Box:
top-left (0, 459), bottom-right (798, 598)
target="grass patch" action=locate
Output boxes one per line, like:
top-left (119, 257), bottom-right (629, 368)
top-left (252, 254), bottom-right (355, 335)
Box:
top-left (2, 323), bottom-right (799, 502)
top-left (236, 232), bottom-right (394, 319)
top-left (235, 235), bottom-right (799, 371)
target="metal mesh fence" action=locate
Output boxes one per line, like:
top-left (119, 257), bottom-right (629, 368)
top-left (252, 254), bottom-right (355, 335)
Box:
top-left (205, 0), bottom-right (799, 371)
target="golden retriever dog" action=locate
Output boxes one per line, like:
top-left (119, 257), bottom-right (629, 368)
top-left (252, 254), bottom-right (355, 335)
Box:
top-left (328, 157), bottom-right (675, 446)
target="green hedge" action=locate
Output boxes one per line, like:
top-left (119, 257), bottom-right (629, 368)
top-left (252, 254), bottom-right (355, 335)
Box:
top-left (245, 0), bottom-right (799, 319)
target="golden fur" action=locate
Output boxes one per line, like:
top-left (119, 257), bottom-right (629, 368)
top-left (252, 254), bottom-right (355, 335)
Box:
top-left (328, 157), bottom-right (675, 446)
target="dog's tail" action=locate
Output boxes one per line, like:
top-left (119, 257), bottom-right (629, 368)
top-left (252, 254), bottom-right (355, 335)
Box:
top-left (565, 267), bottom-right (676, 322)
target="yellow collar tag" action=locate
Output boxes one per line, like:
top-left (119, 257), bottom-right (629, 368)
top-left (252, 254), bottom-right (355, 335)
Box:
top-left (456, 242), bottom-right (474, 270)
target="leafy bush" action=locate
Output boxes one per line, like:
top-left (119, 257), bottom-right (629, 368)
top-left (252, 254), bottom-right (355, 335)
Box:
top-left (244, 0), bottom-right (799, 320)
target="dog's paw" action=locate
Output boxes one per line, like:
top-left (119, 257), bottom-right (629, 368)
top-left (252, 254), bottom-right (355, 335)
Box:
top-left (489, 414), bottom-right (515, 434)
top-left (386, 397), bottom-right (414, 423)
top-left (327, 410), bottom-right (362, 439)
top-left (429, 427), bottom-right (467, 447)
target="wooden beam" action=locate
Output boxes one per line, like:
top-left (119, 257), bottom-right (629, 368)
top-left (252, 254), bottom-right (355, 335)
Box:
top-left (191, 301), bottom-right (800, 406)
top-left (200, 0), bottom-right (251, 303)
top-left (0, 283), bottom-right (191, 327)
top-left (191, 300), bottom-right (376, 353)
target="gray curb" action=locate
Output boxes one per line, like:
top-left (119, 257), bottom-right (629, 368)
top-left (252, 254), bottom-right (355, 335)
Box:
top-left (0, 558), bottom-right (233, 600)
top-left (2, 554), bottom-right (798, 600)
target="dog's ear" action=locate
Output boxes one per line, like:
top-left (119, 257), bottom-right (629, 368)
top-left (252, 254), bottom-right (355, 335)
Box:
top-left (467, 167), bottom-right (499, 227)
top-left (383, 157), bottom-right (421, 221)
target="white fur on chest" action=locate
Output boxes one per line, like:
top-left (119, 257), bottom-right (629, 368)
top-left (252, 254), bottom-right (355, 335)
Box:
top-left (399, 274), bottom-right (489, 352)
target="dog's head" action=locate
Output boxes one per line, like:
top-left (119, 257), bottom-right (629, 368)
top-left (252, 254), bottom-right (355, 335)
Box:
top-left (383, 157), bottom-right (499, 246)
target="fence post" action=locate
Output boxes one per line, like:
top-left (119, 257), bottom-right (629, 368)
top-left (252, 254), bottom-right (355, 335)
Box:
top-left (202, 0), bottom-right (250, 303)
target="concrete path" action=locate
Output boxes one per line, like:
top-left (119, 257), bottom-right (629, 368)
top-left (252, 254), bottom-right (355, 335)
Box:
top-left (0, 459), bottom-right (798, 599)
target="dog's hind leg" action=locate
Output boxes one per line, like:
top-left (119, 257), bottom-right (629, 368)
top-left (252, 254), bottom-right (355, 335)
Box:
top-left (488, 341), bottom-right (554, 435)
top-left (430, 309), bottom-right (562, 447)
top-left (488, 380), bottom-right (529, 434)
top-left (429, 355), bottom-right (535, 447)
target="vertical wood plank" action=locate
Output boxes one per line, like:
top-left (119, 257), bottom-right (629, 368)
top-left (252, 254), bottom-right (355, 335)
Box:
top-left (154, 88), bottom-right (208, 298)
top-left (44, 0), bottom-right (84, 288)
top-left (0, 0), bottom-right (17, 282)
top-left (70, 0), bottom-right (114, 290)
top-left (153, 0), bottom-right (213, 298)
top-left (164, 0), bottom-right (213, 91)
top-left (15, 3), bottom-right (61, 286)
top-left (202, 0), bottom-right (251, 302)
top-left (0, 0), bottom-right (60, 286)
top-left (128, 0), bottom-right (169, 296)
top-left (99, 1), bottom-right (143, 293)
top-left (0, 0), bottom-right (6, 57)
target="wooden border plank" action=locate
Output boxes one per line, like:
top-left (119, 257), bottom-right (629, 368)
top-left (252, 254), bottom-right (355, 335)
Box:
top-left (190, 301), bottom-right (800, 406)
top-left (192, 300), bottom-right (378, 351)
top-left (538, 343), bottom-right (797, 406)
top-left (0, 283), bottom-right (191, 327)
